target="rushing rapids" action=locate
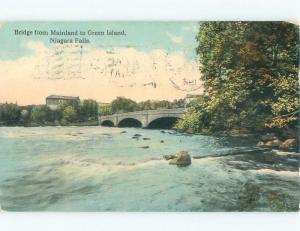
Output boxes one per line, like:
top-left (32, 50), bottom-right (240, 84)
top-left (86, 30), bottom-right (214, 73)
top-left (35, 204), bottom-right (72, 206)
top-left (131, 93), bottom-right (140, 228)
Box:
top-left (0, 126), bottom-right (298, 211)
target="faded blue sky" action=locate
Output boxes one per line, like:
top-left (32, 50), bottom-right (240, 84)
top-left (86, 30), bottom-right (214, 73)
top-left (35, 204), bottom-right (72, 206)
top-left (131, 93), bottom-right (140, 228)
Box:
top-left (0, 22), bottom-right (199, 61)
top-left (0, 22), bottom-right (203, 104)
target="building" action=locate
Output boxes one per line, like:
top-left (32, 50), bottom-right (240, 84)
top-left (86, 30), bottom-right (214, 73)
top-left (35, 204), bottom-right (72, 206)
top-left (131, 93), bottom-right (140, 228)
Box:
top-left (46, 95), bottom-right (80, 110)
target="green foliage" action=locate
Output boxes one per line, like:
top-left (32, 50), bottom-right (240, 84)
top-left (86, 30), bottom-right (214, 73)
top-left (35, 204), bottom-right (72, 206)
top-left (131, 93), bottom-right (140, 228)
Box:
top-left (99, 104), bottom-right (112, 115)
top-left (175, 109), bottom-right (203, 133)
top-left (31, 105), bottom-right (51, 124)
top-left (48, 109), bottom-right (63, 123)
top-left (111, 97), bottom-right (139, 113)
top-left (109, 97), bottom-right (185, 114)
top-left (177, 22), bottom-right (299, 134)
top-left (138, 100), bottom-right (173, 110)
top-left (0, 103), bottom-right (21, 125)
top-left (20, 109), bottom-right (30, 125)
top-left (62, 106), bottom-right (78, 123)
top-left (0, 99), bottom-right (98, 126)
top-left (142, 99), bottom-right (185, 110)
top-left (0, 97), bottom-right (183, 126)
top-left (79, 99), bottom-right (98, 120)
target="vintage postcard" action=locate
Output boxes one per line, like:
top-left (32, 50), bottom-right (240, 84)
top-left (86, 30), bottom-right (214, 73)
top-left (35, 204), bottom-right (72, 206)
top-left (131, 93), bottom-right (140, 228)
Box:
top-left (0, 21), bottom-right (299, 212)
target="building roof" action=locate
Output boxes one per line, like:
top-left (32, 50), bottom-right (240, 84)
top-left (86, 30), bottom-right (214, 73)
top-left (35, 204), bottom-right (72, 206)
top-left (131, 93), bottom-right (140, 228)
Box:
top-left (46, 95), bottom-right (80, 100)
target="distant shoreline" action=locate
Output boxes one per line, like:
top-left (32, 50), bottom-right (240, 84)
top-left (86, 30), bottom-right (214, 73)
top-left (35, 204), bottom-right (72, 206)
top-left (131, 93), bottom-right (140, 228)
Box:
top-left (0, 120), bottom-right (99, 127)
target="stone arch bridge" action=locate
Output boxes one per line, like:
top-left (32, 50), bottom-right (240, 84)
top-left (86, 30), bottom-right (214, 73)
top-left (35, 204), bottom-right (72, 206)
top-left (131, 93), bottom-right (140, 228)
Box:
top-left (99, 108), bottom-right (185, 128)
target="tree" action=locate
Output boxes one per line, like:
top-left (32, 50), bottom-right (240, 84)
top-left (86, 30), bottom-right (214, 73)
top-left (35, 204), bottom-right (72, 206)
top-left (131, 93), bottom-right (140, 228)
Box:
top-left (63, 106), bottom-right (77, 123)
top-left (0, 98), bottom-right (101, 126)
top-left (99, 104), bottom-right (112, 115)
top-left (0, 103), bottom-right (21, 125)
top-left (177, 22), bottom-right (299, 134)
top-left (80, 99), bottom-right (98, 120)
top-left (138, 100), bottom-right (153, 110)
top-left (138, 99), bottom-right (178, 110)
top-left (172, 99), bottom-right (185, 108)
top-left (31, 105), bottom-right (51, 124)
top-left (111, 97), bottom-right (139, 113)
top-left (20, 109), bottom-right (30, 125)
top-left (48, 108), bottom-right (63, 123)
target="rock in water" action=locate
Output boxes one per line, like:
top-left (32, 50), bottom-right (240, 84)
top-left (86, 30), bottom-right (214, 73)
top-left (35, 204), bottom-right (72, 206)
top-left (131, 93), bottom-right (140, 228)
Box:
top-left (168, 151), bottom-right (191, 167)
top-left (143, 138), bottom-right (151, 140)
top-left (120, 131), bottom-right (127, 133)
top-left (163, 155), bottom-right (175, 160)
top-left (257, 141), bottom-right (265, 147)
top-left (260, 133), bottom-right (277, 142)
top-left (139, 146), bottom-right (149, 149)
top-left (265, 139), bottom-right (283, 148)
top-left (279, 138), bottom-right (296, 150)
top-left (257, 133), bottom-right (286, 148)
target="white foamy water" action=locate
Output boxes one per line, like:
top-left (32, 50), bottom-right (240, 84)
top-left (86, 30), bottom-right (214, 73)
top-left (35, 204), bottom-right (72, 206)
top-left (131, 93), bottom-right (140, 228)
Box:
top-left (0, 126), bottom-right (298, 211)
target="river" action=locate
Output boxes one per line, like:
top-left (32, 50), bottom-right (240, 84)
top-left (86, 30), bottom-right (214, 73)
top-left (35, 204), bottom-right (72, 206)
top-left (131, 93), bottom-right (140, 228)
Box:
top-left (0, 126), bottom-right (298, 211)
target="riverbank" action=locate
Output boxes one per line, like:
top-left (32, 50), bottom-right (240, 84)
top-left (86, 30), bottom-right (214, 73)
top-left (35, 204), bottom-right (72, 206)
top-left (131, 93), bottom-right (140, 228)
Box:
top-left (176, 128), bottom-right (298, 153)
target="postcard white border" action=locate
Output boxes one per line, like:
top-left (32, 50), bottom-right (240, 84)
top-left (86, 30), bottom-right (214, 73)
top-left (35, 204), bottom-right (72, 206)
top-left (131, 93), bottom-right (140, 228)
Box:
top-left (0, 0), bottom-right (299, 230)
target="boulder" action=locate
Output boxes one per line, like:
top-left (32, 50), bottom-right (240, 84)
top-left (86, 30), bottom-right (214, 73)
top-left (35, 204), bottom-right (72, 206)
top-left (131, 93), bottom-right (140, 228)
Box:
top-left (260, 133), bottom-right (277, 142)
top-left (257, 141), bottom-right (265, 147)
top-left (163, 155), bottom-right (175, 160)
top-left (279, 138), bottom-right (296, 150)
top-left (143, 138), bottom-right (151, 140)
top-left (120, 131), bottom-right (127, 133)
top-left (139, 146), bottom-right (149, 149)
top-left (169, 151), bottom-right (191, 167)
top-left (265, 139), bottom-right (283, 148)
top-left (160, 140), bottom-right (165, 143)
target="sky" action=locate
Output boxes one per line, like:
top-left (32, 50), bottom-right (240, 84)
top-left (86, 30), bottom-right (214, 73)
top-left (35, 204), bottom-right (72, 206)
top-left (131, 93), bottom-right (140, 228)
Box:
top-left (0, 22), bottom-right (203, 105)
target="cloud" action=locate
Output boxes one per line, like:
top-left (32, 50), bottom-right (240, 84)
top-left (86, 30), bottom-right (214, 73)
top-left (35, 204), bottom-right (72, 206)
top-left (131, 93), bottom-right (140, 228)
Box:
top-left (0, 41), bottom-right (203, 105)
top-left (166, 32), bottom-right (183, 44)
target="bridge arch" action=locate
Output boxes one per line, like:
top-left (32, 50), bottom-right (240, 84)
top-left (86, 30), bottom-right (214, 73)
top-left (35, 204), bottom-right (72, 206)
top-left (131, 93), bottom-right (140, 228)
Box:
top-left (147, 116), bottom-right (181, 129)
top-left (99, 108), bottom-right (185, 128)
top-left (118, 118), bottom-right (142, 128)
top-left (100, 120), bottom-right (114, 127)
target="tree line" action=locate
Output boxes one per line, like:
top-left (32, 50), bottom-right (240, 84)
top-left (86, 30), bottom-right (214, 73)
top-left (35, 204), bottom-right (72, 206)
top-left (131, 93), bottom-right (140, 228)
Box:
top-left (0, 97), bottom-right (185, 126)
top-left (99, 97), bottom-right (185, 115)
top-left (176, 22), bottom-right (299, 137)
top-left (0, 99), bottom-right (98, 126)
